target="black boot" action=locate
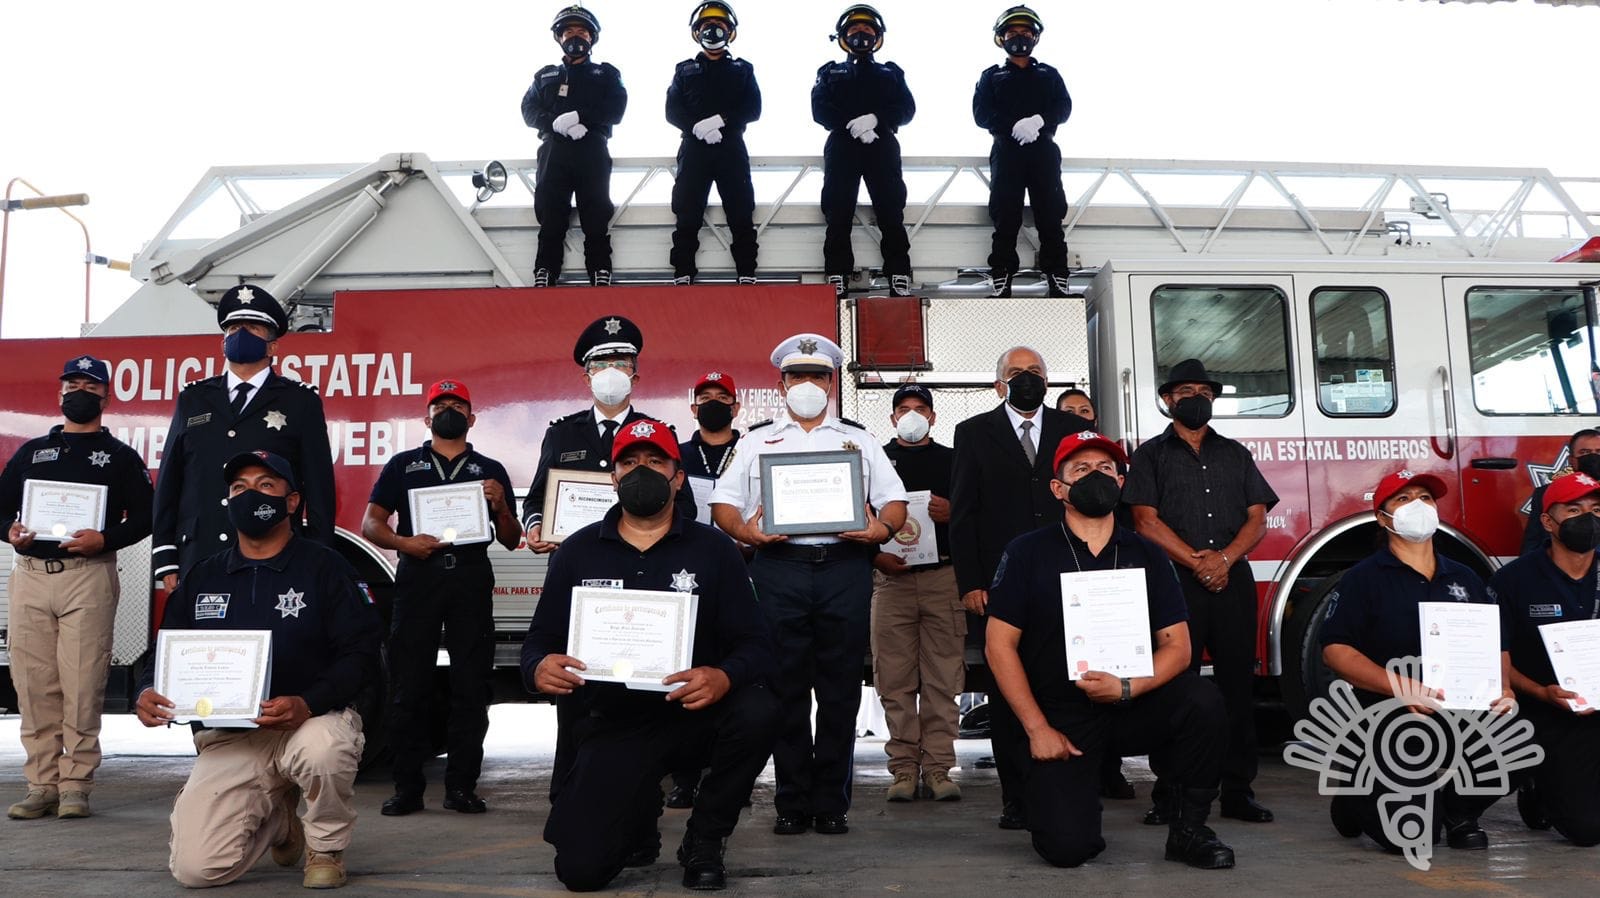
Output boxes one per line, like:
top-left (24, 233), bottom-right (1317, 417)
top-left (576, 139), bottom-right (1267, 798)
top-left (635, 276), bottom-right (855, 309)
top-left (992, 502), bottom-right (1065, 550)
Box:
top-left (1142, 781), bottom-right (1176, 826)
top-left (677, 831), bottom-right (727, 891)
top-left (1164, 787), bottom-right (1236, 870)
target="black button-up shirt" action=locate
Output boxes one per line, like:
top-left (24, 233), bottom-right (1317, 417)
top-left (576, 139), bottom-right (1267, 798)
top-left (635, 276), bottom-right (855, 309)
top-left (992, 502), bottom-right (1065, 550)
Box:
top-left (666, 53), bottom-right (761, 140)
top-left (369, 441), bottom-right (514, 563)
top-left (1122, 425), bottom-right (1279, 552)
top-left (810, 56), bottom-right (915, 134)
top-left (521, 59), bottom-right (628, 142)
top-left (972, 58), bottom-right (1072, 140)
top-left (1490, 549), bottom-right (1600, 690)
top-left (0, 426), bottom-right (153, 560)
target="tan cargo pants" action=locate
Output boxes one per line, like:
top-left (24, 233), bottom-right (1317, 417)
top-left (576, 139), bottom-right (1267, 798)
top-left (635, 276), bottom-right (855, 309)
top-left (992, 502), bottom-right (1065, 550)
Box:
top-left (169, 707), bottom-right (363, 888)
top-left (8, 554), bottom-right (119, 794)
top-left (870, 565), bottom-right (966, 776)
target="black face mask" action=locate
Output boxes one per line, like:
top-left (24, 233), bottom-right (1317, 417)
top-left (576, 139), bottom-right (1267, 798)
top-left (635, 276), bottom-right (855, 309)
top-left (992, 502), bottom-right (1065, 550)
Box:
top-left (1172, 395), bottom-right (1213, 430)
top-left (430, 408), bottom-right (469, 440)
top-left (61, 390), bottom-right (103, 424)
top-left (1006, 371), bottom-right (1048, 413)
top-left (697, 23), bottom-right (729, 50)
top-left (562, 36), bottom-right (591, 58)
top-left (1066, 471), bottom-right (1121, 518)
top-left (1556, 512), bottom-right (1600, 554)
top-left (228, 489), bottom-right (291, 539)
top-left (844, 31), bottom-right (876, 54)
top-left (618, 466), bottom-right (673, 517)
top-left (1575, 454), bottom-right (1600, 479)
top-left (695, 400), bottom-right (734, 433)
top-left (1002, 34), bottom-right (1037, 57)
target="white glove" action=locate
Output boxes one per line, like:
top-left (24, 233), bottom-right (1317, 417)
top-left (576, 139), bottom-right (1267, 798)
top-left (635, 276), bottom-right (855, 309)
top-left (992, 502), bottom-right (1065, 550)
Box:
top-left (846, 113), bottom-right (878, 139)
top-left (1011, 114), bottom-right (1045, 145)
top-left (859, 129), bottom-right (879, 145)
top-left (703, 128), bottom-right (723, 145)
top-left (692, 115), bottom-right (726, 141)
top-left (552, 111), bottom-right (580, 135)
top-left (566, 123), bottom-right (589, 140)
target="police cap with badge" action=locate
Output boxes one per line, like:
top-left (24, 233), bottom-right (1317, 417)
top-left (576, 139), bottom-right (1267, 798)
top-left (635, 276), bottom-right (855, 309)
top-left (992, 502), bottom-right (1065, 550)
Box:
top-left (770, 332), bottom-right (845, 373)
top-left (216, 284), bottom-right (289, 338)
top-left (60, 354), bottom-right (111, 384)
top-left (574, 315), bottom-right (644, 366)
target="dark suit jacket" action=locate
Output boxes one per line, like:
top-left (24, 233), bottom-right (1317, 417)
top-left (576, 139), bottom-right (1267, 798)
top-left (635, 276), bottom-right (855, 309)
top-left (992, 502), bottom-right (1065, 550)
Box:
top-left (520, 407), bottom-right (695, 531)
top-left (949, 403), bottom-right (1092, 596)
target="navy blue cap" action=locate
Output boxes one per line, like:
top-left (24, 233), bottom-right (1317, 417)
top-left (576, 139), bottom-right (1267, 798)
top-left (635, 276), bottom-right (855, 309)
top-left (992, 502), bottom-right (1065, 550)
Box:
top-left (891, 383), bottom-right (933, 409)
top-left (60, 355), bottom-right (110, 384)
top-left (574, 315), bottom-right (643, 365)
top-left (222, 450), bottom-right (298, 490)
top-left (217, 284), bottom-right (289, 337)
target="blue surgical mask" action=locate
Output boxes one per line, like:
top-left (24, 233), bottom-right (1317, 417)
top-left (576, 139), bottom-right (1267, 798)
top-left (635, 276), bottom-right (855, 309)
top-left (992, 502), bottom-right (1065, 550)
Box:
top-left (224, 329), bottom-right (270, 364)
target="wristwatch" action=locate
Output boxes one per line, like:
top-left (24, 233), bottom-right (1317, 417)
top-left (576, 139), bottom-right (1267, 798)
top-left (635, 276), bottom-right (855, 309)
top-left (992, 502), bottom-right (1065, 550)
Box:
top-left (1118, 677), bottom-right (1132, 703)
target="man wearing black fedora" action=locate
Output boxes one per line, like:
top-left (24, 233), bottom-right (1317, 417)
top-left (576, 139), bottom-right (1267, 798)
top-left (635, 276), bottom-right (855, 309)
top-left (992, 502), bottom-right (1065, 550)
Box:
top-left (1121, 358), bottom-right (1279, 826)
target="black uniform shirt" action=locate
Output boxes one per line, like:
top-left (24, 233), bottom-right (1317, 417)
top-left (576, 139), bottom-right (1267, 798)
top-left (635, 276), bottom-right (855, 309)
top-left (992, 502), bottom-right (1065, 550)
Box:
top-left (972, 58), bottom-right (1072, 138)
top-left (883, 439), bottom-right (953, 559)
top-left (521, 408), bottom-right (696, 530)
top-left (143, 536), bottom-right (382, 716)
top-left (521, 504), bottom-right (772, 717)
top-left (1122, 425), bottom-right (1279, 553)
top-left (679, 431), bottom-right (741, 480)
top-left (987, 523), bottom-right (1187, 712)
top-left (1490, 549), bottom-right (1600, 689)
top-left (369, 441), bottom-right (514, 561)
top-left (521, 59), bottom-right (628, 141)
top-left (666, 53), bottom-right (761, 139)
top-left (810, 55), bottom-right (915, 133)
top-left (0, 426), bottom-right (153, 560)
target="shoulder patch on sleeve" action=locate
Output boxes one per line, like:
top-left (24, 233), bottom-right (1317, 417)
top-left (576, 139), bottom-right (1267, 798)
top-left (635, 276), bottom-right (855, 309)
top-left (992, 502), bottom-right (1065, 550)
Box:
top-left (536, 65), bottom-right (561, 81)
top-left (676, 59), bottom-right (702, 76)
top-left (884, 61), bottom-right (905, 74)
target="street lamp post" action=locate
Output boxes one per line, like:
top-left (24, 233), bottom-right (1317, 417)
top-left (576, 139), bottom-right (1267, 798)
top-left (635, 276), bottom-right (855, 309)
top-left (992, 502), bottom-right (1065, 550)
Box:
top-left (0, 178), bottom-right (94, 338)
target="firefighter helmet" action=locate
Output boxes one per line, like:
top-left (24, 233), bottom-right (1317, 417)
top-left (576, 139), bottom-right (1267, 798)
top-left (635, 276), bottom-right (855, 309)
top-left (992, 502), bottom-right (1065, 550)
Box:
top-left (992, 5), bottom-right (1043, 48)
top-left (551, 5), bottom-right (601, 43)
top-left (832, 4), bottom-right (885, 54)
top-left (689, 1), bottom-right (737, 29)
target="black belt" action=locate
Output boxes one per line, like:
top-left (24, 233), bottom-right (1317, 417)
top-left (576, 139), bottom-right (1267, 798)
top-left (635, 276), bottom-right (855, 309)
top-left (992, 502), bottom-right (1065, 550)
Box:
top-left (17, 555), bottom-right (109, 574)
top-left (758, 542), bottom-right (867, 564)
top-left (405, 551), bottom-right (489, 571)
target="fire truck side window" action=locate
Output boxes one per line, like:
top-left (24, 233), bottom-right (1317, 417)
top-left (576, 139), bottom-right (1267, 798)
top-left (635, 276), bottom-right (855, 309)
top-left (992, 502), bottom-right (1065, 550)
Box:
top-left (1151, 285), bottom-right (1292, 417)
top-left (1466, 287), bottom-right (1599, 415)
top-left (1310, 288), bottom-right (1396, 417)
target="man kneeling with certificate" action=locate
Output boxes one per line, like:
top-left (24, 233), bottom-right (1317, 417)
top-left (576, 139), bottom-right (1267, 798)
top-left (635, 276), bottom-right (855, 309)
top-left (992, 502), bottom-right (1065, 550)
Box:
top-left (985, 432), bottom-right (1236, 870)
top-left (136, 451), bottom-right (382, 889)
top-left (522, 420), bottom-right (779, 892)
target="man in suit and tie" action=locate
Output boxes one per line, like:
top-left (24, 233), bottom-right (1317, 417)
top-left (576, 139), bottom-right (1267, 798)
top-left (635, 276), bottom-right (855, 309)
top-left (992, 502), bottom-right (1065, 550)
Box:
top-left (949, 345), bottom-right (1091, 830)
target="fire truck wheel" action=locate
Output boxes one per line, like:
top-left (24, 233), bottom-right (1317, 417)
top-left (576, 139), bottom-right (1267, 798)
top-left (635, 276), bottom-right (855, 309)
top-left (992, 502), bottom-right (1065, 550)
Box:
top-left (357, 643), bottom-right (392, 770)
top-left (1280, 572), bottom-right (1344, 724)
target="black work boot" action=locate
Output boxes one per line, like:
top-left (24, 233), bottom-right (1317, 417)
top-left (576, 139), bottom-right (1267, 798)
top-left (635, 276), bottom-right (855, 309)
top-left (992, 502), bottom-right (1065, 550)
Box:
top-left (1164, 787), bottom-right (1236, 870)
top-left (677, 831), bottom-right (727, 891)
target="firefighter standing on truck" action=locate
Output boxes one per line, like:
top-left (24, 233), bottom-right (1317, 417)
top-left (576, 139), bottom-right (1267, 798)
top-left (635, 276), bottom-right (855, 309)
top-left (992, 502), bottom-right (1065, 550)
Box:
top-left (521, 5), bottom-right (628, 288)
top-left (973, 5), bottom-right (1073, 299)
top-left (811, 4), bottom-right (916, 299)
top-left (667, 2), bottom-right (762, 286)
top-left (363, 379), bottom-right (521, 818)
top-left (152, 284), bottom-right (335, 591)
top-left (2, 355), bottom-right (152, 821)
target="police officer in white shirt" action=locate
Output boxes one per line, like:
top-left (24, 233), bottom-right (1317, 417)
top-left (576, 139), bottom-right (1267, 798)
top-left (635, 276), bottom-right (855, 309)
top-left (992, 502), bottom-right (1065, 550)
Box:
top-left (710, 333), bottom-right (908, 836)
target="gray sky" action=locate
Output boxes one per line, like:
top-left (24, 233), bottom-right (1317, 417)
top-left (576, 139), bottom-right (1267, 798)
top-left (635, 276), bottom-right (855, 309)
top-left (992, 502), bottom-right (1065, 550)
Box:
top-left (2, 0), bottom-right (1596, 337)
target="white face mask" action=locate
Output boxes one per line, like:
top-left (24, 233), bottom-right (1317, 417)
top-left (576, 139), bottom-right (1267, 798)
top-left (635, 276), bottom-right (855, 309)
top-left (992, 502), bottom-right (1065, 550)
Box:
top-left (589, 367), bottom-right (632, 407)
top-left (895, 410), bottom-right (930, 443)
top-left (784, 381), bottom-right (829, 419)
top-left (1386, 499), bottom-right (1439, 543)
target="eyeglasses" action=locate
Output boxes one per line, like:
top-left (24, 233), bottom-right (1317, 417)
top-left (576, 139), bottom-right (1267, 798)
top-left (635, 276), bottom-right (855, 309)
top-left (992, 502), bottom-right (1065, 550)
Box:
top-left (1170, 385), bottom-right (1215, 400)
top-left (586, 359), bottom-right (635, 373)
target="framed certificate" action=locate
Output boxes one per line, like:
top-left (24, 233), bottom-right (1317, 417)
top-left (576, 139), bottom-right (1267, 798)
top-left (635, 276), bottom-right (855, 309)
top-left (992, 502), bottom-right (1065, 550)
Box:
top-left (1419, 602), bottom-right (1503, 711)
top-left (542, 469), bottom-right (618, 543)
top-left (1538, 618), bottom-right (1600, 712)
top-left (884, 490), bottom-right (938, 564)
top-left (154, 629), bottom-right (273, 727)
top-left (566, 587), bottom-right (698, 691)
top-left (20, 479), bottom-right (108, 541)
top-left (407, 482), bottom-right (491, 545)
top-left (1061, 569), bottom-right (1155, 680)
top-left (759, 450), bottom-right (866, 536)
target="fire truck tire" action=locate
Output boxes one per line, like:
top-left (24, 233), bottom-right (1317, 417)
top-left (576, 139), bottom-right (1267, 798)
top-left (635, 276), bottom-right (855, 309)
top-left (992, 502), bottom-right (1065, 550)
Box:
top-left (1280, 573), bottom-right (1344, 723)
top-left (357, 644), bottom-right (392, 769)
top-left (0, 665), bottom-right (16, 714)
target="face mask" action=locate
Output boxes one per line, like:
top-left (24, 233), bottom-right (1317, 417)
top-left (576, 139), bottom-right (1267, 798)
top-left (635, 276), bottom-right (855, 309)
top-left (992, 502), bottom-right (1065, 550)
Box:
top-left (61, 390), bottom-right (103, 424)
top-left (895, 410), bottom-right (931, 443)
top-left (1575, 454), bottom-right (1600, 479)
top-left (1556, 512), bottom-right (1600, 554)
top-left (562, 36), bottom-right (591, 57)
top-left (697, 22), bottom-right (729, 50)
top-left (1002, 33), bottom-right (1037, 57)
top-left (589, 367), bottom-right (632, 406)
top-left (223, 328), bottom-right (270, 364)
top-left (1006, 371), bottom-right (1047, 413)
top-left (228, 489), bottom-right (290, 539)
top-left (695, 399), bottom-right (734, 433)
top-left (430, 408), bottom-right (468, 440)
top-left (785, 381), bottom-right (829, 419)
top-left (1172, 395), bottom-right (1213, 430)
top-left (617, 465), bottom-right (673, 517)
top-left (1385, 500), bottom-right (1439, 544)
top-left (845, 30), bottom-right (876, 54)
top-left (1066, 471), bottom-right (1121, 518)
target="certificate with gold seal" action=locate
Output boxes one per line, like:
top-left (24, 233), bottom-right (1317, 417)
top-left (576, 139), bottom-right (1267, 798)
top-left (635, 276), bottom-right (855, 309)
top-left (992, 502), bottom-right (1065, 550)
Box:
top-left (154, 629), bottom-right (273, 727)
top-left (565, 588), bottom-right (698, 691)
top-left (407, 482), bottom-right (491, 545)
top-left (20, 478), bottom-right (107, 541)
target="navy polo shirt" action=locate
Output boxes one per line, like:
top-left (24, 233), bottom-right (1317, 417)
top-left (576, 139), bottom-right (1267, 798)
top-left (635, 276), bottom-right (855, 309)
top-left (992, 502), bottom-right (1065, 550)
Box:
top-left (369, 441), bottom-right (514, 560)
top-left (521, 504), bottom-right (773, 717)
top-left (987, 523), bottom-right (1188, 712)
top-left (0, 426), bottom-right (153, 560)
top-left (1320, 546), bottom-right (1500, 676)
top-left (1490, 550), bottom-right (1600, 690)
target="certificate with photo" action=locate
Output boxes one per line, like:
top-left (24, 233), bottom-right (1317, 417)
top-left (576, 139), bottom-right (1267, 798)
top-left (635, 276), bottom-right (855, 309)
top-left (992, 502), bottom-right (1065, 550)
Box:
top-left (759, 450), bottom-right (866, 536)
top-left (154, 629), bottom-right (273, 727)
top-left (407, 482), bottom-right (491, 545)
top-left (1060, 569), bottom-right (1155, 680)
top-left (566, 587), bottom-right (698, 691)
top-left (20, 478), bottom-right (108, 541)
top-left (883, 490), bottom-right (938, 565)
top-left (1538, 618), bottom-right (1600, 713)
top-left (542, 469), bottom-right (618, 543)
top-left (1419, 601), bottom-right (1503, 711)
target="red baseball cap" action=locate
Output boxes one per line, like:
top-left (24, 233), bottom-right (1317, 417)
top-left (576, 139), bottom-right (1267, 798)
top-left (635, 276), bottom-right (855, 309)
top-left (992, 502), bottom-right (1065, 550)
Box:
top-left (1543, 472), bottom-right (1600, 513)
top-left (426, 379), bottom-right (472, 407)
top-left (1372, 470), bottom-right (1448, 512)
top-left (1052, 431), bottom-right (1129, 472)
top-left (692, 371), bottom-right (737, 398)
top-left (610, 419), bottom-right (682, 462)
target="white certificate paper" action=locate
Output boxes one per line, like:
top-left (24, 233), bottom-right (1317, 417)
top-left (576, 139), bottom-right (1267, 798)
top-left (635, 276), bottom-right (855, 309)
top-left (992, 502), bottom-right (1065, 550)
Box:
top-left (687, 475), bottom-right (716, 526)
top-left (566, 587), bottom-right (698, 691)
top-left (769, 461), bottom-right (858, 527)
top-left (1061, 569), bottom-right (1155, 680)
top-left (1419, 602), bottom-right (1503, 710)
top-left (20, 479), bottom-right (108, 541)
top-left (883, 490), bottom-right (938, 565)
top-left (407, 482), bottom-right (491, 545)
top-left (1538, 618), bottom-right (1600, 712)
top-left (154, 629), bottom-right (273, 727)
top-left (547, 477), bottom-right (618, 542)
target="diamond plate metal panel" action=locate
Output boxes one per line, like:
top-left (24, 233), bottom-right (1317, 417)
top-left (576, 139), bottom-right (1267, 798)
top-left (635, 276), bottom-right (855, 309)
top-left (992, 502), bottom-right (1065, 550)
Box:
top-left (110, 538), bottom-right (153, 665)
